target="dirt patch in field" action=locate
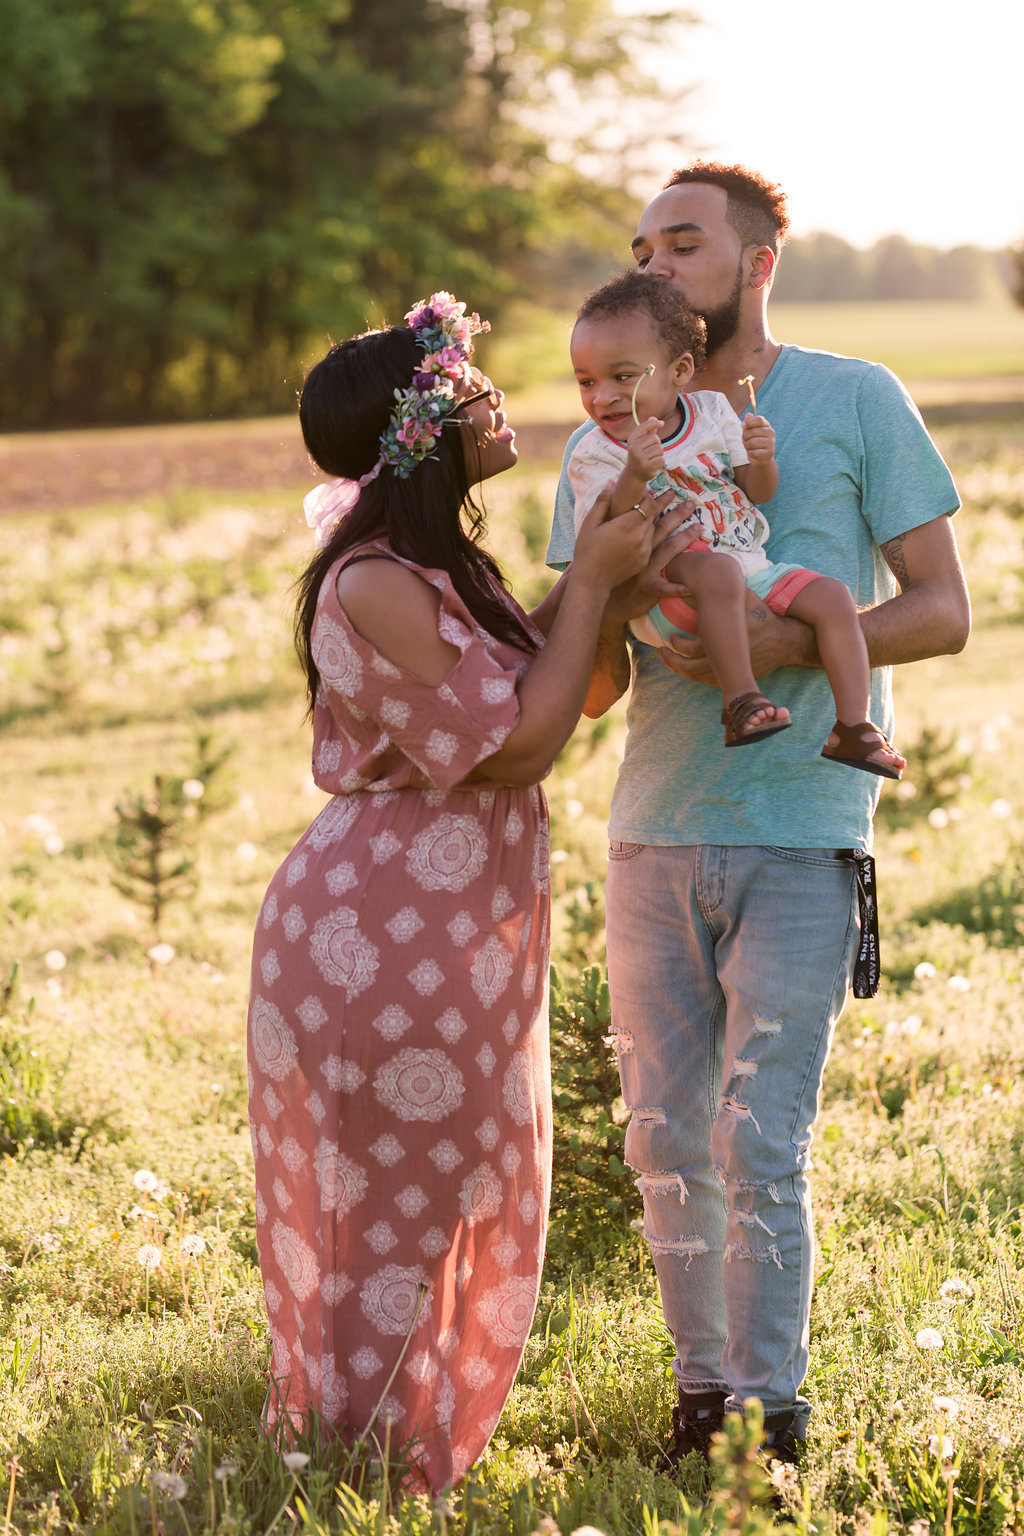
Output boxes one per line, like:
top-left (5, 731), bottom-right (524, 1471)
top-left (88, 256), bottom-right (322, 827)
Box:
top-left (0, 418), bottom-right (576, 514)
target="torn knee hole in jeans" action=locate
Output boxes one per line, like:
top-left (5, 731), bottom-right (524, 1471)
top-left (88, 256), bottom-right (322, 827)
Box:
top-left (632, 1106), bottom-right (667, 1128)
top-left (635, 1171), bottom-right (688, 1205)
top-left (725, 1241), bottom-right (783, 1269)
top-left (647, 1233), bottom-right (709, 1270)
top-left (720, 1095), bottom-right (762, 1134)
top-left (731, 1057), bottom-right (758, 1078)
top-left (753, 1014), bottom-right (783, 1037)
top-left (604, 1029), bottom-right (635, 1057)
top-left (735, 1207), bottom-right (777, 1237)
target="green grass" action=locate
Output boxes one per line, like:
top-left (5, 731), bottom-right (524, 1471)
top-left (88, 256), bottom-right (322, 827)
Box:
top-left (488, 299), bottom-right (1024, 427)
top-left (1, 421), bottom-right (1023, 1532)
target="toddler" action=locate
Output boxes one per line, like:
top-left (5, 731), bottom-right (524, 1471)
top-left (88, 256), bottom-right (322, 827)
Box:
top-left (567, 271), bottom-right (905, 775)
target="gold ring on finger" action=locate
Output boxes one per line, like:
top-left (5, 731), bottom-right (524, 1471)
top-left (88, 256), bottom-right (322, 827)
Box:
top-left (630, 502), bottom-right (648, 520)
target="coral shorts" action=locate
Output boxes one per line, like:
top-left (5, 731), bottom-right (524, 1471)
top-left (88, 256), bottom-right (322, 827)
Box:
top-left (631, 539), bottom-right (823, 646)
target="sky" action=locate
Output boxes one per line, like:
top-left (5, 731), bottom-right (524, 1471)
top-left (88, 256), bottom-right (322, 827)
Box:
top-left (632, 0), bottom-right (1024, 251)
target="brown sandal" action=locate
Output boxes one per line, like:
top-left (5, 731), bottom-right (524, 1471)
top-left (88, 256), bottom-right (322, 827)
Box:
top-left (821, 720), bottom-right (904, 780)
top-left (722, 691), bottom-right (791, 748)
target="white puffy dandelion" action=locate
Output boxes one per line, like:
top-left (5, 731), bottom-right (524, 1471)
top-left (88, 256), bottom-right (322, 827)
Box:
top-left (565, 798), bottom-right (584, 819)
top-left (181, 779), bottom-right (205, 800)
top-left (133, 1169), bottom-right (159, 1193)
top-left (180, 1234), bottom-right (206, 1258)
top-left (282, 1451), bottom-right (310, 1472)
top-left (990, 798), bottom-right (1013, 820)
top-left (928, 1433), bottom-right (955, 1459)
top-left (940, 1278), bottom-right (972, 1300)
top-left (927, 808), bottom-right (950, 830)
top-left (550, 849), bottom-right (569, 866)
top-left (213, 1461), bottom-right (238, 1481)
top-left (152, 1471), bottom-right (187, 1499)
top-left (44, 950), bottom-right (67, 972)
top-left (932, 1395), bottom-right (960, 1417)
top-left (147, 942), bottom-right (176, 966)
top-left (948, 975), bottom-right (971, 993)
top-left (136, 1244), bottom-right (162, 1270)
top-left (235, 841), bottom-right (259, 863)
top-left (43, 834), bottom-right (65, 855)
top-left (914, 961), bottom-right (937, 980)
top-left (915, 1326), bottom-right (944, 1350)
top-left (899, 1015), bottom-right (923, 1037)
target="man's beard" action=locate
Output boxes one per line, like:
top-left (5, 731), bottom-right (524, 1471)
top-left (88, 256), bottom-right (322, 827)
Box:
top-left (697, 261), bottom-right (744, 356)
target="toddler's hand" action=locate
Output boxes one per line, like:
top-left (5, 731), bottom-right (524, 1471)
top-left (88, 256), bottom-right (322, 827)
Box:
top-left (742, 413), bottom-right (775, 463)
top-left (626, 417), bottom-right (666, 482)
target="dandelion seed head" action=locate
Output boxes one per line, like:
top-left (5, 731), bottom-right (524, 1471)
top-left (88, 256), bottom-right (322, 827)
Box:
top-left (927, 808), bottom-right (950, 829)
top-left (915, 1326), bottom-right (944, 1350)
top-left (136, 1243), bottom-right (162, 1270)
top-left (235, 842), bottom-right (258, 863)
top-left (152, 1470), bottom-right (187, 1499)
top-left (895, 780), bottom-right (918, 801)
top-left (900, 1015), bottom-right (923, 1037)
top-left (948, 975), bottom-right (971, 993)
top-left (914, 962), bottom-right (937, 980)
top-left (927, 1432), bottom-right (954, 1459)
top-left (550, 848), bottom-right (569, 866)
top-left (214, 1461), bottom-right (238, 1481)
top-left (180, 1234), bottom-right (206, 1257)
top-left (940, 1278), bottom-right (972, 1299)
top-left (147, 942), bottom-right (176, 965)
top-left (182, 779), bottom-right (205, 800)
top-left (282, 1451), bottom-right (310, 1472)
top-left (990, 798), bottom-right (1013, 820)
top-left (565, 798), bottom-right (584, 819)
top-left (43, 834), bottom-right (65, 855)
top-left (932, 1395), bottom-right (959, 1417)
top-left (44, 950), bottom-right (67, 972)
top-left (133, 1169), bottom-right (159, 1192)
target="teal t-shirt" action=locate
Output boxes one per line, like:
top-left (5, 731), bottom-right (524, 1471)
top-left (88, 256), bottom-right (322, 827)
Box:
top-left (546, 345), bottom-right (960, 851)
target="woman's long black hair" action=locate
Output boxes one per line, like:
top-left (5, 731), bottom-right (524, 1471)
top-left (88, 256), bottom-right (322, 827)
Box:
top-left (294, 325), bottom-right (537, 711)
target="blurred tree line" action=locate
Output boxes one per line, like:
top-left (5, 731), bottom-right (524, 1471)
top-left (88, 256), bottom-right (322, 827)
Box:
top-left (773, 231), bottom-right (1013, 304)
top-left (0, 0), bottom-right (691, 428)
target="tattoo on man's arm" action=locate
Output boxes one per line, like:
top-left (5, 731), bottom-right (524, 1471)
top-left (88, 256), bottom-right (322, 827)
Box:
top-left (882, 534), bottom-right (910, 589)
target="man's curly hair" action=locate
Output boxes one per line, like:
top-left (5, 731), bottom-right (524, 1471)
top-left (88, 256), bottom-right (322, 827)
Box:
top-left (575, 271), bottom-right (706, 367)
top-left (664, 162), bottom-right (789, 253)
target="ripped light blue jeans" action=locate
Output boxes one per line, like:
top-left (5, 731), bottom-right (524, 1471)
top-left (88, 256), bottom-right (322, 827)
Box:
top-left (605, 842), bottom-right (858, 1431)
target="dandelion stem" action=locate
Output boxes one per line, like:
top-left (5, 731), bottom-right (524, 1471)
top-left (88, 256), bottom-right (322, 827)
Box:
top-left (357, 1283), bottom-right (428, 1446)
top-left (631, 364), bottom-right (655, 425)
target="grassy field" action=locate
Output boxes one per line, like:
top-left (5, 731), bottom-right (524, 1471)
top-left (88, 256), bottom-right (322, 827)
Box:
top-left (485, 300), bottom-right (1024, 425)
top-left (1, 417), bottom-right (1023, 1534)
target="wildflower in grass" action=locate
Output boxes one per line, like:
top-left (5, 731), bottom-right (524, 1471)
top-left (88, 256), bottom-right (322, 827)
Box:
top-left (134, 1169), bottom-right (159, 1192)
top-left (948, 975), bottom-right (971, 993)
top-left (147, 942), bottom-right (176, 965)
top-left (282, 1451), bottom-right (310, 1472)
top-left (182, 779), bottom-right (205, 800)
top-left (136, 1243), bottom-right (162, 1269)
top-left (990, 798), bottom-right (1013, 819)
top-left (932, 1395), bottom-right (959, 1416)
top-left (181, 1234), bottom-right (206, 1258)
top-left (565, 798), bottom-right (584, 819)
top-left (940, 1278), bottom-right (972, 1299)
top-left (900, 1015), bottom-right (923, 1037)
top-left (928, 1432), bottom-right (954, 1459)
top-left (43, 834), bottom-right (65, 855)
top-left (927, 808), bottom-right (950, 829)
top-left (895, 780), bottom-right (917, 800)
top-left (908, 1521), bottom-right (931, 1536)
top-left (550, 849), bottom-right (569, 866)
top-left (914, 961), bottom-right (937, 980)
top-left (46, 979), bottom-right (62, 997)
top-left (915, 1326), bottom-right (944, 1349)
top-left (236, 841), bottom-right (258, 862)
top-left (214, 1461), bottom-right (238, 1481)
top-left (152, 1470), bottom-right (187, 1499)
top-left (44, 949), bottom-right (67, 971)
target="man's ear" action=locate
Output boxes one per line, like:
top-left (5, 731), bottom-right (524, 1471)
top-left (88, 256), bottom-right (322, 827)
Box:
top-left (672, 351), bottom-right (696, 388)
top-left (748, 246), bottom-right (776, 291)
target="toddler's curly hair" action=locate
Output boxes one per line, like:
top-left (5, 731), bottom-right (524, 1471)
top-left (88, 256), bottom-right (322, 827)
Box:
top-left (574, 271), bottom-right (707, 368)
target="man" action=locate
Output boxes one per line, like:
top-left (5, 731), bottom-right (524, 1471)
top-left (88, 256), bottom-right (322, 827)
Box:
top-left (546, 163), bottom-right (970, 1464)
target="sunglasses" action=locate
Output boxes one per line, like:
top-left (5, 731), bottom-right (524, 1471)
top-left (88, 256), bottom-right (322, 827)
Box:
top-left (445, 386), bottom-right (499, 421)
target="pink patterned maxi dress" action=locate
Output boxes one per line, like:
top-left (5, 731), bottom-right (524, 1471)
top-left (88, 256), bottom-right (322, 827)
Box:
top-left (246, 540), bottom-right (552, 1492)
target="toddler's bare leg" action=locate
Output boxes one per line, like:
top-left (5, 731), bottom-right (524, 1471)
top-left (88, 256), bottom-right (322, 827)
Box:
top-left (666, 551), bottom-right (790, 735)
top-left (786, 578), bottom-right (906, 776)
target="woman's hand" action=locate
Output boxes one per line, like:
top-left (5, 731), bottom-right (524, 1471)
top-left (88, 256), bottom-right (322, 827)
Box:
top-left (599, 495), bottom-right (701, 624)
top-left (571, 481), bottom-right (671, 596)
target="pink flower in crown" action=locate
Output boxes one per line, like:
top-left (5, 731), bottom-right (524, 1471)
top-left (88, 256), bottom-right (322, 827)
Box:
top-left (422, 347), bottom-right (463, 378)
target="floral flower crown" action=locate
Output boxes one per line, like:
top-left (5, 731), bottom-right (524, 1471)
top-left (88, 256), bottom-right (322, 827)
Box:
top-left (303, 290), bottom-right (490, 546)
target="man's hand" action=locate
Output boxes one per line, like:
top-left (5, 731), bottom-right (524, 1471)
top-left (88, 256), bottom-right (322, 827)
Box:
top-left (658, 593), bottom-right (816, 686)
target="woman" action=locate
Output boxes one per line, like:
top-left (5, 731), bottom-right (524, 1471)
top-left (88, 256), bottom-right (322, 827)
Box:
top-left (246, 293), bottom-right (673, 1493)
